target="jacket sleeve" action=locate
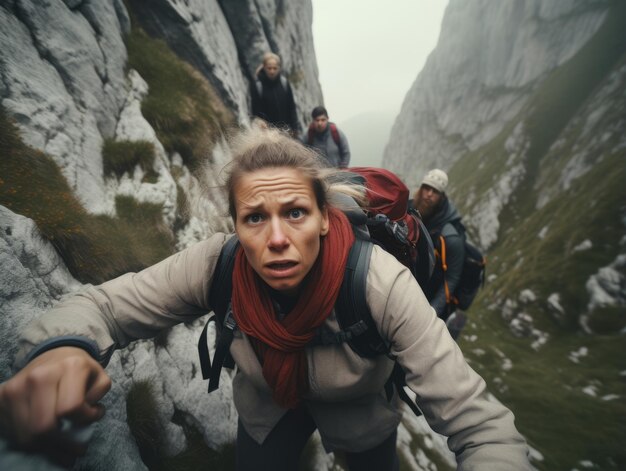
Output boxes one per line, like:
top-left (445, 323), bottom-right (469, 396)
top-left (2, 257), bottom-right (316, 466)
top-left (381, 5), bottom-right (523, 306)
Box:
top-left (431, 229), bottom-right (465, 318)
top-left (286, 81), bottom-right (299, 134)
top-left (14, 233), bottom-right (229, 368)
top-left (250, 80), bottom-right (263, 120)
top-left (337, 129), bottom-right (351, 168)
top-left (367, 247), bottom-right (532, 470)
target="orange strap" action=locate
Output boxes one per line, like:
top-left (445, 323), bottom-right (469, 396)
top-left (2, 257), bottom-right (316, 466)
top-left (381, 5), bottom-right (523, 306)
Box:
top-left (439, 235), bottom-right (452, 304)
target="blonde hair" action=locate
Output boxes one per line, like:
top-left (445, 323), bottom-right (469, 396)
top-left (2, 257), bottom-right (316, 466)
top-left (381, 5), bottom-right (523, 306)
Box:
top-left (262, 52), bottom-right (281, 66)
top-left (255, 52), bottom-right (282, 76)
top-left (224, 126), bottom-right (366, 219)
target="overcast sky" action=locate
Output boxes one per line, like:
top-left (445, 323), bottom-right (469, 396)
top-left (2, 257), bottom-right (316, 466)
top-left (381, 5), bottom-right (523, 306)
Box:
top-left (312, 0), bottom-right (448, 124)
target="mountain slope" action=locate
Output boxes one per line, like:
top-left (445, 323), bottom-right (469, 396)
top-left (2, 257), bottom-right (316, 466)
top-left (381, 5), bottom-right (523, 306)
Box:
top-left (389, 1), bottom-right (626, 469)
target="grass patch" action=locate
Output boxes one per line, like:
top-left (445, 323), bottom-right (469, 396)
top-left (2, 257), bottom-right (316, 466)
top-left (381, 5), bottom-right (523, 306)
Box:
top-left (174, 183), bottom-right (190, 232)
top-left (116, 195), bottom-right (164, 224)
top-left (125, 26), bottom-right (236, 172)
top-left (126, 381), bottom-right (163, 469)
top-left (102, 138), bottom-right (157, 180)
top-left (126, 381), bottom-right (235, 470)
top-left (483, 151), bottom-right (625, 331)
top-left (0, 107), bottom-right (175, 284)
top-left (461, 312), bottom-right (626, 471)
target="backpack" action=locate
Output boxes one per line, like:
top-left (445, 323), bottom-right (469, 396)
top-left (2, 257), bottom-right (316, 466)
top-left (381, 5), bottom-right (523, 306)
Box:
top-left (434, 220), bottom-right (486, 312)
top-left (255, 75), bottom-right (288, 97)
top-left (198, 167), bottom-right (435, 416)
top-left (344, 167), bottom-right (435, 289)
top-left (307, 122), bottom-right (340, 147)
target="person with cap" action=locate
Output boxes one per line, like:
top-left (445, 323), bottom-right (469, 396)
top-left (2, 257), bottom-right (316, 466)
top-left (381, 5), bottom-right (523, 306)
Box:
top-left (302, 106), bottom-right (351, 168)
top-left (411, 169), bottom-right (466, 328)
top-left (251, 52), bottom-right (299, 135)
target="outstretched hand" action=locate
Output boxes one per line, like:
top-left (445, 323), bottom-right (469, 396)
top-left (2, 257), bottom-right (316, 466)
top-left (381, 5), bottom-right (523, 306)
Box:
top-left (0, 346), bottom-right (111, 465)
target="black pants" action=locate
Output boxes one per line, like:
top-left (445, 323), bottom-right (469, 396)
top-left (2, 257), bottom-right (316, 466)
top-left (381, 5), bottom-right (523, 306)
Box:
top-left (235, 407), bottom-right (399, 471)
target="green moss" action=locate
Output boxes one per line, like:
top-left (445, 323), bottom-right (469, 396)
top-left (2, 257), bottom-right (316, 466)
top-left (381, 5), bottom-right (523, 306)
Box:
top-left (586, 306), bottom-right (626, 335)
top-left (126, 381), bottom-right (163, 469)
top-left (0, 106), bottom-right (175, 284)
top-left (115, 195), bottom-right (163, 224)
top-left (173, 184), bottom-right (190, 232)
top-left (102, 138), bottom-right (157, 179)
top-left (125, 26), bottom-right (236, 172)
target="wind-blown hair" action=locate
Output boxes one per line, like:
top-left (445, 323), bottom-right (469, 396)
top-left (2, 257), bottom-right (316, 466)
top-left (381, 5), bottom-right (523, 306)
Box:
top-left (225, 126), bottom-right (365, 220)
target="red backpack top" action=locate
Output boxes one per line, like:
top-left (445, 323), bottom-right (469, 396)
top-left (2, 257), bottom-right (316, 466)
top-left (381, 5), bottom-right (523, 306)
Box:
top-left (345, 167), bottom-right (434, 287)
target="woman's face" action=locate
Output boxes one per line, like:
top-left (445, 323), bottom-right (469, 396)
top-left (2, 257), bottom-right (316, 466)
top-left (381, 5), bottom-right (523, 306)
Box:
top-left (234, 167), bottom-right (329, 297)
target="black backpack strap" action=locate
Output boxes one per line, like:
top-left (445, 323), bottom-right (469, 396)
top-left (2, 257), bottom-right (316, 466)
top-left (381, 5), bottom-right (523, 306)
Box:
top-left (208, 305), bottom-right (237, 392)
top-left (209, 236), bottom-right (239, 320)
top-left (335, 237), bottom-right (389, 357)
top-left (384, 363), bottom-right (423, 417)
top-left (198, 314), bottom-right (216, 380)
top-left (198, 236), bottom-right (240, 394)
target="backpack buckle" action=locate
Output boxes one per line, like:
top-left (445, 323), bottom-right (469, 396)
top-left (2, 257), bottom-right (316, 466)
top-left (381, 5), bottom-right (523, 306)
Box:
top-left (387, 220), bottom-right (409, 245)
top-left (223, 305), bottom-right (237, 331)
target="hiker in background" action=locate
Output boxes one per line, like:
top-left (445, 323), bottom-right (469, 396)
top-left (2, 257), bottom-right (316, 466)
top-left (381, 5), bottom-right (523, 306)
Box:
top-left (411, 169), bottom-right (467, 338)
top-left (250, 52), bottom-right (299, 135)
top-left (302, 106), bottom-right (351, 168)
top-left (0, 128), bottom-right (531, 470)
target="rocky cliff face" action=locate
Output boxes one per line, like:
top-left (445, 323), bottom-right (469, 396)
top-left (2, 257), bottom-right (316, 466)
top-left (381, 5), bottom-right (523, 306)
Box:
top-left (1, 0), bottom-right (321, 215)
top-left (384, 0), bottom-right (610, 188)
top-left (0, 0), bottom-right (322, 469)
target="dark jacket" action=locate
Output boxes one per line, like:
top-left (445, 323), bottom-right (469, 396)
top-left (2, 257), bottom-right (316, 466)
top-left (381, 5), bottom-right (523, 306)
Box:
top-left (421, 197), bottom-right (465, 319)
top-left (251, 69), bottom-right (299, 133)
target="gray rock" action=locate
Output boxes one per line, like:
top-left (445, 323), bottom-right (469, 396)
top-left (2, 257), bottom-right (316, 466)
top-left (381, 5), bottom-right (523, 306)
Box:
top-left (126, 0), bottom-right (250, 123)
top-left (384, 0), bottom-right (610, 188)
top-left (0, 206), bottom-right (81, 378)
top-left (0, 1), bottom-right (130, 213)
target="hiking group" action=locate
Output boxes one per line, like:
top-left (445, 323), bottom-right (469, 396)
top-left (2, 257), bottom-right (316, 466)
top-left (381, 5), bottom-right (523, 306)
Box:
top-left (0, 51), bottom-right (531, 471)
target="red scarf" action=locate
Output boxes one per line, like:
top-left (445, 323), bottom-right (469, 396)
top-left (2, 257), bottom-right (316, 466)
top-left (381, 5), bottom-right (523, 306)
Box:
top-left (231, 208), bottom-right (354, 408)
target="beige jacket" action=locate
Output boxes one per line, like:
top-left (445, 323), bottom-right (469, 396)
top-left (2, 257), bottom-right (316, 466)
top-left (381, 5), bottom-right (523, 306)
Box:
top-left (17, 233), bottom-right (531, 469)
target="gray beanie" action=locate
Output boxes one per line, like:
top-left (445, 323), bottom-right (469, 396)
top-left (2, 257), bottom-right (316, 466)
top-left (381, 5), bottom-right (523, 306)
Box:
top-left (421, 169), bottom-right (448, 193)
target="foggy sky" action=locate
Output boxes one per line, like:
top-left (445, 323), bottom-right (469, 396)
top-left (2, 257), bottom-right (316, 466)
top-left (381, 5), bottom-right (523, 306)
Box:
top-left (312, 0), bottom-right (448, 124)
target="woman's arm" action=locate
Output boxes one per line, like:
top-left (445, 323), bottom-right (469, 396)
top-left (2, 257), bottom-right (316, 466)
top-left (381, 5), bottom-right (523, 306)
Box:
top-left (367, 247), bottom-right (532, 470)
top-left (15, 233), bottom-right (228, 368)
top-left (0, 233), bottom-right (229, 453)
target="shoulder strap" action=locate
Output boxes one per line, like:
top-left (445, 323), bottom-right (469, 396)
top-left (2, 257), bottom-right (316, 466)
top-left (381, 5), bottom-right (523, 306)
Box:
top-left (329, 122), bottom-right (341, 147)
top-left (438, 235), bottom-right (452, 306)
top-left (412, 213), bottom-right (435, 288)
top-left (334, 237), bottom-right (389, 357)
top-left (337, 238), bottom-right (422, 415)
top-left (198, 236), bottom-right (239, 393)
top-left (209, 236), bottom-right (239, 320)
